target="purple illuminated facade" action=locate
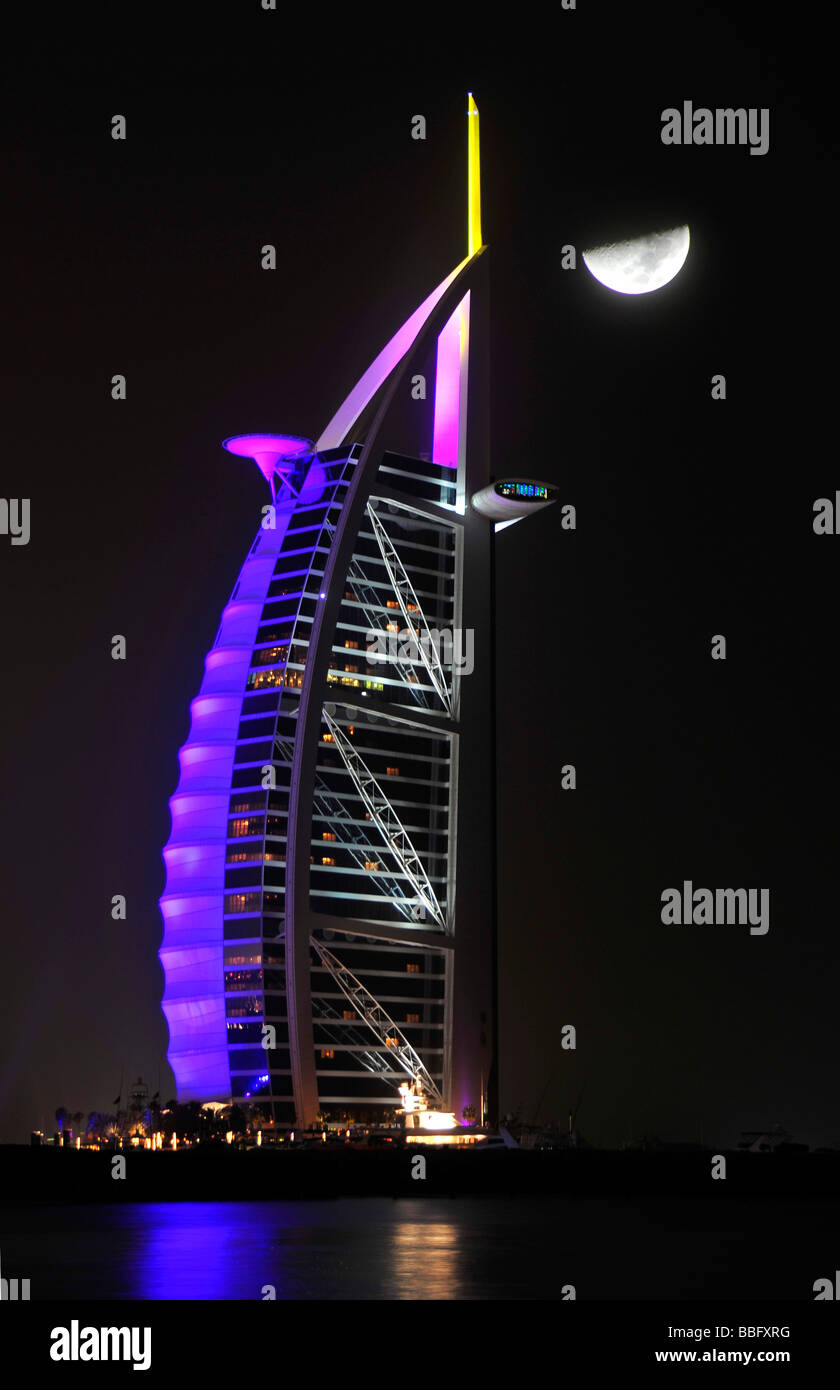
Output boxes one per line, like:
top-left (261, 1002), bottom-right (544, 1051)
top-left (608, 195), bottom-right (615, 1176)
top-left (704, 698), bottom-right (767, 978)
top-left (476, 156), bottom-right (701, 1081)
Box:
top-left (159, 102), bottom-right (501, 1127)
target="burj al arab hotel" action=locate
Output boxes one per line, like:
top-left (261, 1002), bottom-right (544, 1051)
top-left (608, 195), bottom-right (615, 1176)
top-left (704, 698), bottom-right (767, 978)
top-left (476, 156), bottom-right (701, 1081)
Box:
top-left (159, 96), bottom-right (556, 1129)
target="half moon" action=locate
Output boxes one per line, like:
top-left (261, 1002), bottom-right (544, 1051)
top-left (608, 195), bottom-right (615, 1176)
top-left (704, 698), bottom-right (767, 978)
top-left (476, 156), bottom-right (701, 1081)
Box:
top-left (582, 225), bottom-right (690, 295)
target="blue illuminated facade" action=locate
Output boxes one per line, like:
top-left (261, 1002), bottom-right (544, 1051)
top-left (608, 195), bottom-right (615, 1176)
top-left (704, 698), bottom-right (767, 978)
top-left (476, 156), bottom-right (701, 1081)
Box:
top-left (160, 446), bottom-right (361, 1109)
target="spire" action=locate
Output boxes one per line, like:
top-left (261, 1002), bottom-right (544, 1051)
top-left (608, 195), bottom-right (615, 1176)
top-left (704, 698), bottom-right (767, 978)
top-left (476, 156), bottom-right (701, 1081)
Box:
top-left (467, 92), bottom-right (482, 256)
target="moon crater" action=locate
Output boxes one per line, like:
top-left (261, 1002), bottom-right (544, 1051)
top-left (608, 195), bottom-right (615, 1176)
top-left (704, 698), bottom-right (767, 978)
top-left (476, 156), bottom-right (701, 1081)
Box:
top-left (582, 225), bottom-right (690, 295)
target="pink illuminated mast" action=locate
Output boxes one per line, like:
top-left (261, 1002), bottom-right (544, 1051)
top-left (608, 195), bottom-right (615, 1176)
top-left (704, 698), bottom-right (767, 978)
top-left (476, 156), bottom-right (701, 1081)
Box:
top-left (431, 93), bottom-right (483, 493)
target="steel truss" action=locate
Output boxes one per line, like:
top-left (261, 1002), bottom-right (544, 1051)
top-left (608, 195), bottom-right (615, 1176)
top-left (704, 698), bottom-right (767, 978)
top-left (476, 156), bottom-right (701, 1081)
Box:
top-left (322, 514), bottom-right (432, 710)
top-left (310, 937), bottom-right (444, 1107)
top-left (344, 551), bottom-right (432, 709)
top-left (263, 931), bottom-right (395, 1081)
top-left (274, 732), bottom-right (420, 925)
top-left (365, 503), bottom-right (454, 717)
top-left (322, 706), bottom-right (447, 931)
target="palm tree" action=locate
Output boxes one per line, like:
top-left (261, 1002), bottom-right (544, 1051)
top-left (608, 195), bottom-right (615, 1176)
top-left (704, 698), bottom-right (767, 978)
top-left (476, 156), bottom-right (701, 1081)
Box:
top-left (228, 1105), bottom-right (247, 1135)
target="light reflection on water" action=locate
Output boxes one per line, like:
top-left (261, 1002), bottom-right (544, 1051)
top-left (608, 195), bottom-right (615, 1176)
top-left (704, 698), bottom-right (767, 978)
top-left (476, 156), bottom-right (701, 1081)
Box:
top-left (136, 1203), bottom-right (470, 1300)
top-left (0, 1199), bottom-right (550, 1300)
top-left (387, 1221), bottom-right (459, 1299)
top-left (114, 1202), bottom-right (471, 1301)
top-left (0, 1196), bottom-right (827, 1300)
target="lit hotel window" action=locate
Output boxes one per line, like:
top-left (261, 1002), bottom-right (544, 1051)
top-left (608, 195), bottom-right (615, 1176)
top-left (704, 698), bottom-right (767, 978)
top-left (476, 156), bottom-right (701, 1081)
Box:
top-left (246, 668), bottom-right (284, 690)
top-left (230, 818), bottom-right (258, 837)
top-left (225, 968), bottom-right (263, 991)
top-left (406, 963), bottom-right (420, 973)
top-left (321, 856), bottom-right (335, 866)
top-left (406, 1013), bottom-right (420, 1024)
top-left (226, 996), bottom-right (262, 1017)
top-left (344, 640), bottom-right (359, 649)
top-left (225, 892), bottom-right (261, 914)
top-left (342, 1010), bottom-right (356, 1021)
top-left (386, 600), bottom-right (399, 609)
top-left (386, 766), bottom-right (399, 776)
top-left (386, 622), bottom-right (399, 633)
top-left (385, 1036), bottom-right (398, 1047)
top-left (225, 950), bottom-right (261, 967)
top-left (226, 846), bottom-right (259, 863)
top-left (253, 644), bottom-right (289, 666)
top-left (322, 831), bottom-right (337, 841)
top-left (320, 1049), bottom-right (334, 1060)
top-left (323, 732), bottom-right (334, 743)
top-left (364, 861), bottom-right (379, 871)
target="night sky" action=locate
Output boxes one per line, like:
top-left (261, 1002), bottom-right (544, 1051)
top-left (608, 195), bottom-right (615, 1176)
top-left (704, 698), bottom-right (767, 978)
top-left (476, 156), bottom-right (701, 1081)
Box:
top-left (1, 5), bottom-right (834, 1148)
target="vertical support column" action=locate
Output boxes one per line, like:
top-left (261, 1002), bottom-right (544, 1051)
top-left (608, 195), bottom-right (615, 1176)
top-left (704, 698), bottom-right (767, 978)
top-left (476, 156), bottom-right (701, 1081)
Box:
top-left (449, 253), bottom-right (497, 1125)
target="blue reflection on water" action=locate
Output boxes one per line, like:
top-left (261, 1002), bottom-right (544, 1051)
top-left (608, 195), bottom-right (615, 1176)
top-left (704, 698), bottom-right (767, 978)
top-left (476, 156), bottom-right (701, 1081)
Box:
top-left (131, 1204), bottom-right (266, 1300)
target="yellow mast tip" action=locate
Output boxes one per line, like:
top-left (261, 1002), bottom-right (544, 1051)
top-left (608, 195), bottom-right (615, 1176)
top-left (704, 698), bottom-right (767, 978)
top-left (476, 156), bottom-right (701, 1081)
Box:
top-left (467, 93), bottom-right (482, 255)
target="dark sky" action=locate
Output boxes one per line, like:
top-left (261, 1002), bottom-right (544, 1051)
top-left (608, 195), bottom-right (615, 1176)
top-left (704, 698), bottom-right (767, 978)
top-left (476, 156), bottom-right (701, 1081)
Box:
top-left (1, 5), bottom-right (834, 1146)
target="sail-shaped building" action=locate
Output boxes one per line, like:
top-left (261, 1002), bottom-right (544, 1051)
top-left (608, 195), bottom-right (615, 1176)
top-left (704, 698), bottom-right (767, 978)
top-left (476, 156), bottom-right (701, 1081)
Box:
top-left (158, 96), bottom-right (556, 1129)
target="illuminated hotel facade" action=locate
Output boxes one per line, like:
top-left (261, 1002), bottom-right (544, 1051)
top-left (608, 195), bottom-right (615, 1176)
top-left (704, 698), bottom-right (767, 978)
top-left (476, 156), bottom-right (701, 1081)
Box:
top-left (158, 97), bottom-right (556, 1128)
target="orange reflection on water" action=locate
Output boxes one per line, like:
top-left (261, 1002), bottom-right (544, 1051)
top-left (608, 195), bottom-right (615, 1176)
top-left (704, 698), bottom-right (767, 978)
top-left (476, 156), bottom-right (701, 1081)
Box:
top-left (387, 1220), bottom-right (461, 1300)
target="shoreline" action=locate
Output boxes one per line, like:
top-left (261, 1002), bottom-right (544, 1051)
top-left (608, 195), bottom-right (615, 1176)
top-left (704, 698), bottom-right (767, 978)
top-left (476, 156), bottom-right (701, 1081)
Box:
top-left (2, 1144), bottom-right (839, 1203)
